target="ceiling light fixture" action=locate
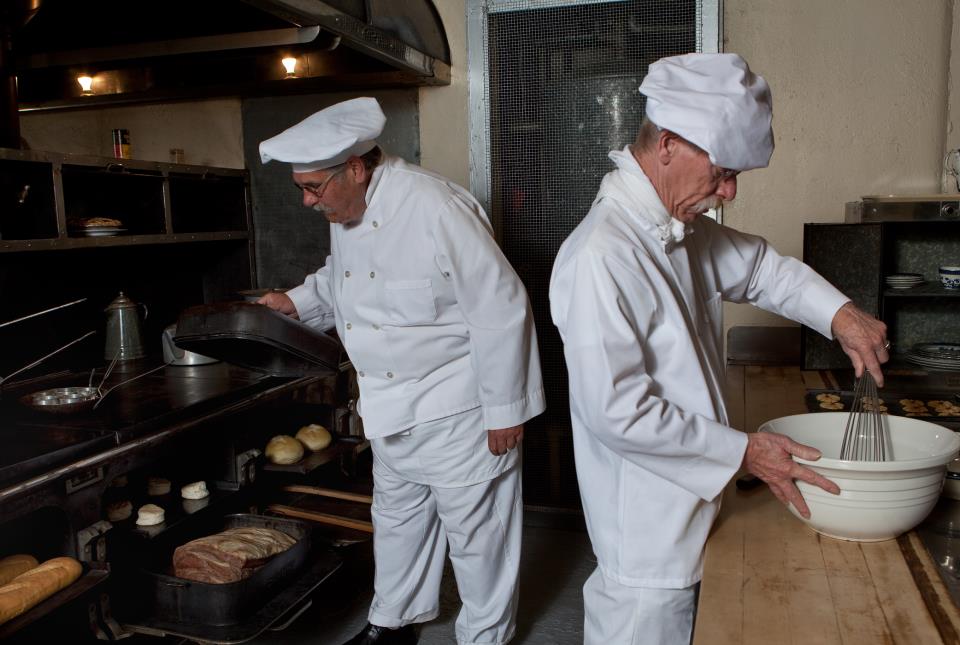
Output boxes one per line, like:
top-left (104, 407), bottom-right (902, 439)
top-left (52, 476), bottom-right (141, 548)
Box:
top-left (281, 57), bottom-right (297, 78)
top-left (77, 75), bottom-right (94, 95)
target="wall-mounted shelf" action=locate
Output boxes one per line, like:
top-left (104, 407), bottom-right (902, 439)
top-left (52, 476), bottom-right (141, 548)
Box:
top-left (883, 284), bottom-right (960, 298)
top-left (0, 231), bottom-right (249, 253)
top-left (0, 147), bottom-right (258, 381)
top-left (0, 147), bottom-right (253, 249)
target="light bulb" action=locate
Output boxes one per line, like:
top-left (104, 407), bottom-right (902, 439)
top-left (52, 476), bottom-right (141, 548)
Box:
top-left (77, 75), bottom-right (93, 94)
top-left (281, 57), bottom-right (297, 77)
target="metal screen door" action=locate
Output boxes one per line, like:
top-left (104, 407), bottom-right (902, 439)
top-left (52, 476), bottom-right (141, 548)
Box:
top-left (468, 0), bottom-right (719, 509)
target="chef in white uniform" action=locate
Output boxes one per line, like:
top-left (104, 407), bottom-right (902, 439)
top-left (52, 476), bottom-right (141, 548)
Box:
top-left (549, 53), bottom-right (889, 644)
top-left (258, 98), bottom-right (546, 645)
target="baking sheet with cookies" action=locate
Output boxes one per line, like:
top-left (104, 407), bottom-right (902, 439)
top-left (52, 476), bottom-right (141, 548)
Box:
top-left (805, 390), bottom-right (960, 419)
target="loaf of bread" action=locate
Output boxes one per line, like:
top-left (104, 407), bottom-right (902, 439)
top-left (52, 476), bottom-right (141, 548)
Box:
top-left (0, 557), bottom-right (82, 625)
top-left (265, 435), bottom-right (304, 465)
top-left (296, 424), bottom-right (332, 451)
top-left (173, 527), bottom-right (296, 584)
top-left (0, 555), bottom-right (38, 587)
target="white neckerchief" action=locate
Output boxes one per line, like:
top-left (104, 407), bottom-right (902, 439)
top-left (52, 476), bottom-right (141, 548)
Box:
top-left (598, 146), bottom-right (692, 249)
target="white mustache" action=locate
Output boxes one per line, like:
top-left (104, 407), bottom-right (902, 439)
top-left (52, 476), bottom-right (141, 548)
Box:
top-left (691, 196), bottom-right (726, 213)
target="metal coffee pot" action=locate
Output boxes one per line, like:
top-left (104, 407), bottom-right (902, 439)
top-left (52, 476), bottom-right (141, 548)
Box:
top-left (104, 292), bottom-right (148, 362)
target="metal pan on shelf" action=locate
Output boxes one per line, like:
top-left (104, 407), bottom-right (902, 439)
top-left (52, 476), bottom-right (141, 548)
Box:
top-left (19, 386), bottom-right (99, 414)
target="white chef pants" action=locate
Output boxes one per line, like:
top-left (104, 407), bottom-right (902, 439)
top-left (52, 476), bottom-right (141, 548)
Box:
top-left (583, 568), bottom-right (696, 645)
top-left (367, 412), bottom-right (522, 645)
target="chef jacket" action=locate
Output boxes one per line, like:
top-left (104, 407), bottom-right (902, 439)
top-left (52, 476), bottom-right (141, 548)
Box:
top-left (287, 155), bottom-right (546, 439)
top-left (549, 148), bottom-right (850, 588)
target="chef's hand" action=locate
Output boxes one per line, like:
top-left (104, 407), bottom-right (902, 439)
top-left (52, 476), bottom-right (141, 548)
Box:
top-left (742, 432), bottom-right (840, 519)
top-left (488, 425), bottom-right (523, 456)
top-left (257, 292), bottom-right (299, 319)
top-left (831, 301), bottom-right (889, 387)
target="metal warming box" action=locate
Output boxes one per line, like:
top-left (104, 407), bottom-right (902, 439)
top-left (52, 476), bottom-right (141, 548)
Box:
top-left (845, 195), bottom-right (960, 223)
top-left (173, 302), bottom-right (343, 377)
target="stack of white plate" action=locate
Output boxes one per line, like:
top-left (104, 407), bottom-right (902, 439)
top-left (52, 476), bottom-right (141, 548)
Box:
top-left (885, 273), bottom-right (924, 289)
top-left (904, 343), bottom-right (960, 371)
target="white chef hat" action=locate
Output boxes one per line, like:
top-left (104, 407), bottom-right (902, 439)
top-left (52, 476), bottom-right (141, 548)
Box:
top-left (259, 97), bottom-right (386, 172)
top-left (639, 53), bottom-right (774, 171)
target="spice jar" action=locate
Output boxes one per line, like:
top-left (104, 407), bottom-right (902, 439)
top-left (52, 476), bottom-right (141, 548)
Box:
top-left (112, 129), bottom-right (131, 159)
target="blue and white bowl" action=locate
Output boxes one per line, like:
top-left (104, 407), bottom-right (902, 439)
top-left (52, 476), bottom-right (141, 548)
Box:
top-left (940, 266), bottom-right (960, 289)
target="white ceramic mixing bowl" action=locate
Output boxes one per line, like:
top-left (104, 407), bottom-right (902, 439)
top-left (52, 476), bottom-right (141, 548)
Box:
top-left (759, 412), bottom-right (960, 542)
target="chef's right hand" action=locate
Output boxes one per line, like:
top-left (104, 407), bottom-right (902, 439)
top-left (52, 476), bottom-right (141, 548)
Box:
top-left (742, 431), bottom-right (840, 519)
top-left (257, 292), bottom-right (299, 319)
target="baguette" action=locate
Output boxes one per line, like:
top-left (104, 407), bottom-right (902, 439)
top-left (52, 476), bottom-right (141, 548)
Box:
top-left (0, 557), bottom-right (82, 625)
top-left (0, 555), bottom-right (39, 587)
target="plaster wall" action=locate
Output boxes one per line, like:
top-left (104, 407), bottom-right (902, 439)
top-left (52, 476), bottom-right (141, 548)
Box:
top-left (417, 1), bottom-right (955, 333)
top-left (418, 0), bottom-right (470, 189)
top-left (19, 99), bottom-right (245, 169)
top-left (722, 0), bottom-right (952, 329)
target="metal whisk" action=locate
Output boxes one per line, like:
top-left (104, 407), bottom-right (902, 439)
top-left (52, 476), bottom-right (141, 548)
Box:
top-left (839, 371), bottom-right (892, 461)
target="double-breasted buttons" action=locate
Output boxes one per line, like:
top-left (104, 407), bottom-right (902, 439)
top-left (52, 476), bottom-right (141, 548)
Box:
top-left (345, 270), bottom-right (351, 278)
top-left (369, 271), bottom-right (376, 279)
top-left (386, 372), bottom-right (394, 379)
top-left (345, 322), bottom-right (352, 330)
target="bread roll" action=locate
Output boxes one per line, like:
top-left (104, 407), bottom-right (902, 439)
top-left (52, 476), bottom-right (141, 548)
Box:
top-left (136, 504), bottom-right (165, 526)
top-left (0, 557), bottom-right (82, 625)
top-left (147, 477), bottom-right (171, 496)
top-left (181, 481), bottom-right (209, 500)
top-left (265, 435), bottom-right (304, 465)
top-left (0, 555), bottom-right (38, 587)
top-left (296, 424), bottom-right (332, 451)
top-left (106, 500), bottom-right (132, 522)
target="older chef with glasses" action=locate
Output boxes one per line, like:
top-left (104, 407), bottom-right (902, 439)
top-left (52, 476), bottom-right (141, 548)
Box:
top-left (549, 53), bottom-right (889, 644)
top-left (258, 97), bottom-right (546, 645)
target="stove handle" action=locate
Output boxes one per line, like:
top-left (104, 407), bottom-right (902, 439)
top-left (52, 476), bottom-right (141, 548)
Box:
top-left (268, 598), bottom-right (313, 632)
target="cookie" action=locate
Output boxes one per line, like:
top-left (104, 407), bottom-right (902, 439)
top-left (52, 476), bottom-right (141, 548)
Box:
top-left (820, 402), bottom-right (844, 410)
top-left (816, 393), bottom-right (841, 403)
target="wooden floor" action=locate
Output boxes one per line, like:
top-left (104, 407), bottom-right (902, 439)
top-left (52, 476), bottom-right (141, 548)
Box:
top-left (695, 366), bottom-right (958, 645)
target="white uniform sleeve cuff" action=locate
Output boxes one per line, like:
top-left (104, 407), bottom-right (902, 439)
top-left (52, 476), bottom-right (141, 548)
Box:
top-left (685, 424), bottom-right (749, 502)
top-left (482, 388), bottom-right (547, 430)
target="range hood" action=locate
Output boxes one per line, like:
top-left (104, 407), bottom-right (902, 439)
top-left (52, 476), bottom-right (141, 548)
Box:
top-left (7, 0), bottom-right (450, 115)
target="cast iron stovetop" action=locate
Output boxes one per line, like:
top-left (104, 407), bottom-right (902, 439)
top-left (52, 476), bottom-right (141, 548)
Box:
top-left (0, 362), bottom-right (282, 487)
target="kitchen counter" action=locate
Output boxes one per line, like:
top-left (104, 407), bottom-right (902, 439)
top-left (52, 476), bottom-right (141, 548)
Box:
top-left (694, 365), bottom-right (960, 644)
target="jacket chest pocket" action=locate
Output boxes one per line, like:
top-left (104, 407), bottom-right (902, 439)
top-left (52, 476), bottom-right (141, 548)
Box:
top-left (383, 279), bottom-right (438, 325)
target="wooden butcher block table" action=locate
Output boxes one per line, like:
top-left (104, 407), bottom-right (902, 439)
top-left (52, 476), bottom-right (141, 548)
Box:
top-left (694, 366), bottom-right (960, 645)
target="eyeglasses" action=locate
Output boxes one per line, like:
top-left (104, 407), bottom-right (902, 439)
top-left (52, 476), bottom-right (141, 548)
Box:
top-left (294, 165), bottom-right (346, 199)
top-left (712, 166), bottom-right (739, 182)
